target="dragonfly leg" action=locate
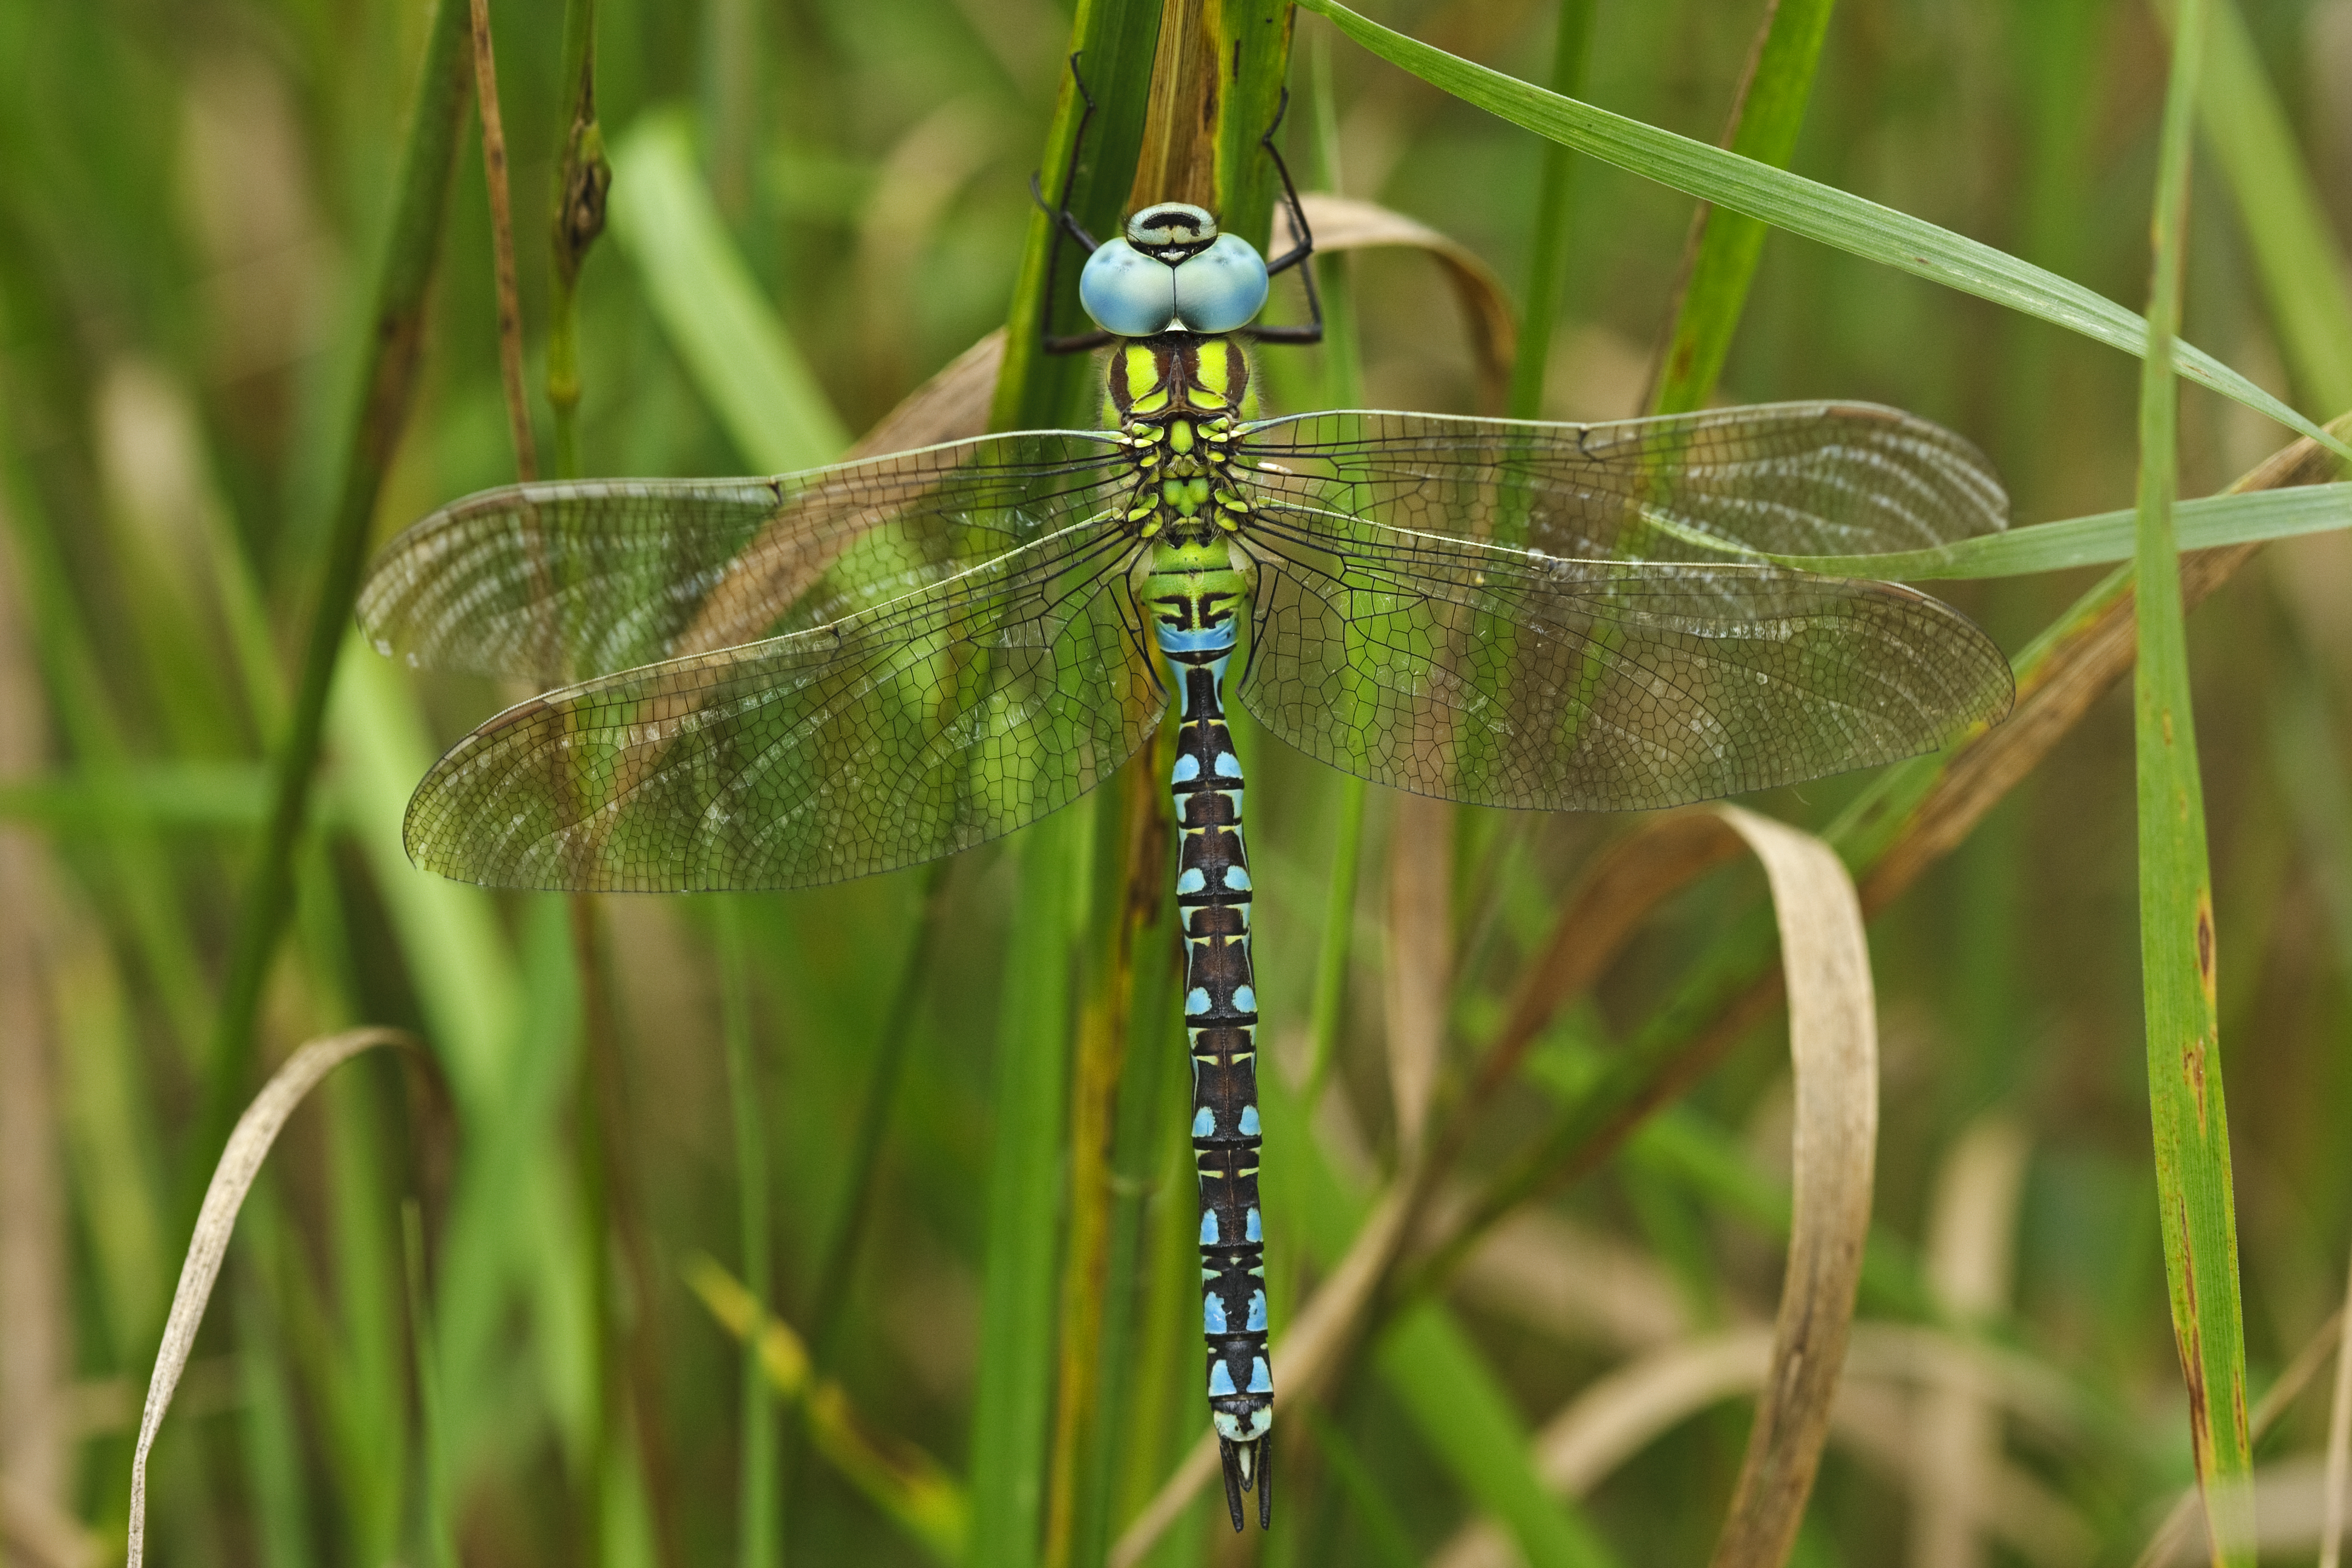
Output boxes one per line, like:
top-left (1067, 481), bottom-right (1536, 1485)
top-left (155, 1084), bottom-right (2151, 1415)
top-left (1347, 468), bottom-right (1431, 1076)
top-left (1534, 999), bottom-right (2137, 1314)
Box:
top-left (1037, 54), bottom-right (1114, 356)
top-left (1252, 89), bottom-right (1324, 347)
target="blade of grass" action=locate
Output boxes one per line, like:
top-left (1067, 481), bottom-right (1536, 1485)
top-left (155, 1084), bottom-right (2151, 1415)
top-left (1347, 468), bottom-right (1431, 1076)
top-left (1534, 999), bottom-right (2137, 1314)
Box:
top-left (991, 0), bottom-right (1165, 433)
top-left (1292, 0), bottom-right (2352, 462)
top-left (1645, 0), bottom-right (1835, 416)
top-left (1711, 480), bottom-right (2352, 580)
top-left (970, 802), bottom-right (1091, 1568)
top-left (129, 1028), bottom-right (420, 1567)
top-left (1506, 0), bottom-right (1594, 422)
top-left (688, 1257), bottom-right (970, 1564)
top-left (2190, 0), bottom-right (2352, 416)
top-left (191, 0), bottom-right (472, 1234)
top-left (2132, 2), bottom-right (2255, 1560)
top-left (401, 1203), bottom-right (456, 1568)
top-left (546, 0), bottom-right (608, 480)
top-left (608, 110), bottom-right (849, 472)
top-left (717, 902), bottom-right (778, 1568)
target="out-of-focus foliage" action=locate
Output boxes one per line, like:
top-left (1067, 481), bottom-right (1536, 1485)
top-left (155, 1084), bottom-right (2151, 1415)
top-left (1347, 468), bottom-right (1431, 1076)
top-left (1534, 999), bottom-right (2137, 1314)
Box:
top-left (6, 0), bottom-right (2352, 1564)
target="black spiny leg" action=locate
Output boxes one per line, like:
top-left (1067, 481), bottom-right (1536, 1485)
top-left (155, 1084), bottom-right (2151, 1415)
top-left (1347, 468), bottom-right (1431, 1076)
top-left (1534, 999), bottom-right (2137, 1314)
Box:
top-left (1250, 89), bottom-right (1324, 347)
top-left (1034, 54), bottom-right (1115, 355)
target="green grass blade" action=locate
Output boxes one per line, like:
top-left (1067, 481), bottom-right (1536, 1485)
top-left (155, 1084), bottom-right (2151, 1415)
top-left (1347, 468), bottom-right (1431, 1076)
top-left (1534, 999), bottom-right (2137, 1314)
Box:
top-left (192, 0), bottom-right (474, 1227)
top-left (970, 803), bottom-right (1089, 1568)
top-left (1505, 0), bottom-right (1594, 422)
top-left (1374, 1307), bottom-right (1621, 1568)
top-left (2132, 1), bottom-right (2254, 1558)
top-left (717, 902), bottom-right (778, 1568)
top-left (1646, 0), bottom-right (1833, 416)
top-left (1293, 0), bottom-right (2352, 462)
top-left (1719, 482), bottom-right (2352, 580)
top-left (2194, 0), bottom-right (2352, 415)
top-left (609, 109), bottom-right (849, 472)
top-left (991, 2), bottom-right (1166, 434)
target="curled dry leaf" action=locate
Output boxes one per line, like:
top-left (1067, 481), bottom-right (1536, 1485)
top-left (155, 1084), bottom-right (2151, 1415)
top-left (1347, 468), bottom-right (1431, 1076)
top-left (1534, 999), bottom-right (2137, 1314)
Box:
top-left (1279, 192), bottom-right (1520, 410)
top-left (126, 1027), bottom-right (420, 1568)
top-left (1703, 805), bottom-right (1877, 1568)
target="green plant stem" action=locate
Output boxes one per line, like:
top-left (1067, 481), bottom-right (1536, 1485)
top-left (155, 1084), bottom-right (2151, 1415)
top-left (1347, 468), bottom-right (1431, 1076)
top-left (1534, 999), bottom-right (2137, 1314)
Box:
top-left (1645, 0), bottom-right (1835, 415)
top-left (402, 1202), bottom-right (456, 1568)
top-left (1504, 0), bottom-right (1594, 422)
top-left (969, 806), bottom-right (1088, 1568)
top-left (547, 0), bottom-right (608, 481)
top-left (991, 1), bottom-right (1166, 433)
top-left (2134, 1), bottom-right (2255, 1559)
top-left (185, 0), bottom-right (471, 1235)
top-left (718, 904), bottom-right (778, 1568)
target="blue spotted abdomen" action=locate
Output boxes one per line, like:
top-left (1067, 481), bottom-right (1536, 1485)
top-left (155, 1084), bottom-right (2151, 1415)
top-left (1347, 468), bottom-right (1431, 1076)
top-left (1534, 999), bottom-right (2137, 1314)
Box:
top-left (1149, 570), bottom-right (1274, 1494)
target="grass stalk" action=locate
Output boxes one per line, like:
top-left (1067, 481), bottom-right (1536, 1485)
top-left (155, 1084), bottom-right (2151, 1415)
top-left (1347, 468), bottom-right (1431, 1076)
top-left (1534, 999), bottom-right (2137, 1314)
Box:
top-left (187, 0), bottom-right (471, 1232)
top-left (1643, 0), bottom-right (1834, 416)
top-left (1504, 0), bottom-right (1594, 422)
top-left (718, 903), bottom-right (779, 1568)
top-left (990, 0), bottom-right (1165, 433)
top-left (546, 0), bottom-right (609, 481)
top-left (970, 803), bottom-right (1090, 1568)
top-left (2132, 1), bottom-right (2255, 1559)
top-left (468, 0), bottom-right (537, 482)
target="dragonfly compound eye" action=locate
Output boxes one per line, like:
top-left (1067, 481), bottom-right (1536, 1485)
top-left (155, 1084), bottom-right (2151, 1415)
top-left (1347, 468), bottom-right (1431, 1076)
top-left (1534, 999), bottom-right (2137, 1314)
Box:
top-left (1173, 234), bottom-right (1270, 333)
top-left (1080, 238), bottom-right (1179, 336)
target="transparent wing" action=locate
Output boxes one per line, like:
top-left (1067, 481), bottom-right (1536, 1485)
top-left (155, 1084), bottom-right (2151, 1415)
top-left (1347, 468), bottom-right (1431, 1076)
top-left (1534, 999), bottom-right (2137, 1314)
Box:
top-left (402, 517), bottom-right (1158, 891)
top-left (358, 431), bottom-right (1133, 680)
top-left (1233, 403), bottom-right (2007, 563)
top-left (1236, 499), bottom-right (2013, 812)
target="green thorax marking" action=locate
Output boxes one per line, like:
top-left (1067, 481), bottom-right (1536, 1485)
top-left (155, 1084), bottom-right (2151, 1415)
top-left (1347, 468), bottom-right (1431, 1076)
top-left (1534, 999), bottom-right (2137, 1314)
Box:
top-left (1112, 335), bottom-right (1258, 549)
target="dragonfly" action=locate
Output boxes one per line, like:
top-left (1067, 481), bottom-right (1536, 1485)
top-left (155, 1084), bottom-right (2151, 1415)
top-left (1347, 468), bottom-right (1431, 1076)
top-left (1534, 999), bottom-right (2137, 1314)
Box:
top-left (358, 95), bottom-right (2014, 1535)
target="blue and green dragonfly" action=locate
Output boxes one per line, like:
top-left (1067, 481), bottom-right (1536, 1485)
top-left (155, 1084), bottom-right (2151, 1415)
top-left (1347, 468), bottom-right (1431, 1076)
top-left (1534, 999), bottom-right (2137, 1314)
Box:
top-left (359, 117), bottom-right (2012, 1533)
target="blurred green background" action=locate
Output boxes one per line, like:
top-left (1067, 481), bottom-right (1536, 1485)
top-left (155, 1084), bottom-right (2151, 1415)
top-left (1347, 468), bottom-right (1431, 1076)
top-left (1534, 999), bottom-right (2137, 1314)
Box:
top-left (4, 0), bottom-right (2352, 1563)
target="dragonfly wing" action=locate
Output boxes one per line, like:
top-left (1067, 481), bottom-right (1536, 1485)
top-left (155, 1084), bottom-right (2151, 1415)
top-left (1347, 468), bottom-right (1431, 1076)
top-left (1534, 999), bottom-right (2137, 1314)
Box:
top-left (1236, 503), bottom-right (2013, 812)
top-left (402, 517), bottom-right (1159, 890)
top-left (359, 431), bottom-right (1132, 681)
top-left (1233, 403), bottom-right (2006, 562)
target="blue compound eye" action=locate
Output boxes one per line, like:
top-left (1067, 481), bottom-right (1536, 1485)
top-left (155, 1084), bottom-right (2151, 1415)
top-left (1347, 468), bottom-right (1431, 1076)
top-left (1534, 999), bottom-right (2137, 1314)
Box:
top-left (1171, 234), bottom-right (1270, 333)
top-left (1079, 240), bottom-right (1177, 336)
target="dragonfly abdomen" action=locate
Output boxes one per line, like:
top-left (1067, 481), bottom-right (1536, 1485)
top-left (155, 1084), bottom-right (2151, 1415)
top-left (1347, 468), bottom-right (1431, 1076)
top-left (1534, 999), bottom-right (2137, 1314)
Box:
top-left (1148, 547), bottom-right (1273, 1530)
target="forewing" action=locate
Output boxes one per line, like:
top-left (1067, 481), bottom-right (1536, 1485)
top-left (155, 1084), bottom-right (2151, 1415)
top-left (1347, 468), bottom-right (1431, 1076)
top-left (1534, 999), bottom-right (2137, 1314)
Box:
top-left (1234, 403), bottom-right (2007, 563)
top-left (358, 431), bottom-right (1132, 680)
top-left (1236, 503), bottom-right (2013, 812)
top-left (402, 519), bottom-right (1160, 891)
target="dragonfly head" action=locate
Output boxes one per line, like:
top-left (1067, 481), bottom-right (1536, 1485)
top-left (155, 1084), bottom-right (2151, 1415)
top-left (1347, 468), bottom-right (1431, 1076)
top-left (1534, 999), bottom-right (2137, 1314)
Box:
top-left (1080, 202), bottom-right (1270, 337)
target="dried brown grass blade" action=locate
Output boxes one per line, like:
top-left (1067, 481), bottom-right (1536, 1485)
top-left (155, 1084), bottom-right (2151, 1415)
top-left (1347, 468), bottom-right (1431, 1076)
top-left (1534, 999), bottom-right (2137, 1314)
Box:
top-left (126, 1027), bottom-right (419, 1567)
top-left (1431, 1324), bottom-right (2093, 1568)
top-left (1384, 792), bottom-right (1451, 1158)
top-left (1912, 1117), bottom-right (2031, 1568)
top-left (1282, 191), bottom-right (1519, 408)
top-left (2323, 1245), bottom-right (2352, 1568)
top-left (1704, 805), bottom-right (1877, 1568)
